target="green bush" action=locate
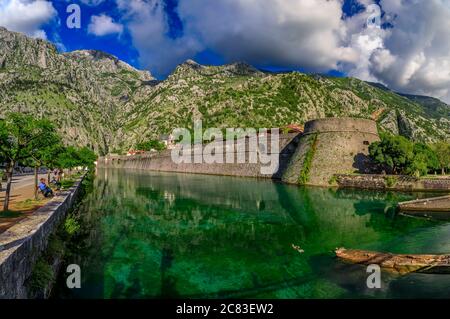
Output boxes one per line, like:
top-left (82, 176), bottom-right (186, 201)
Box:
top-left (60, 179), bottom-right (75, 189)
top-left (328, 175), bottom-right (338, 186)
top-left (29, 259), bottom-right (53, 291)
top-left (369, 133), bottom-right (440, 177)
top-left (136, 140), bottom-right (166, 151)
top-left (64, 216), bottom-right (81, 236)
top-left (384, 176), bottom-right (398, 188)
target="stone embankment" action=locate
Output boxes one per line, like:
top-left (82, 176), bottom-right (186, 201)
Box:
top-left (97, 116), bottom-right (450, 192)
top-left (98, 133), bottom-right (302, 180)
top-left (99, 118), bottom-right (384, 187)
top-left (335, 174), bottom-right (450, 192)
top-left (0, 175), bottom-right (85, 299)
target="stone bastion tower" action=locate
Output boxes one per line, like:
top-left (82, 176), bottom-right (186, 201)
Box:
top-left (282, 117), bottom-right (380, 186)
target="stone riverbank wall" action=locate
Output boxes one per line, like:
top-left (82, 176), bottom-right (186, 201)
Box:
top-left (335, 174), bottom-right (450, 192)
top-left (98, 133), bottom-right (302, 180)
top-left (0, 175), bottom-right (85, 299)
top-left (98, 118), bottom-right (382, 187)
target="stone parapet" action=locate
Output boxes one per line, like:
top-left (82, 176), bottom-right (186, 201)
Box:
top-left (0, 175), bottom-right (85, 299)
top-left (336, 174), bottom-right (450, 191)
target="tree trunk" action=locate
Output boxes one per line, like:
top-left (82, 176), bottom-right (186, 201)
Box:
top-left (443, 167), bottom-right (446, 176)
top-left (47, 169), bottom-right (51, 184)
top-left (34, 166), bottom-right (39, 200)
top-left (3, 161), bottom-right (14, 212)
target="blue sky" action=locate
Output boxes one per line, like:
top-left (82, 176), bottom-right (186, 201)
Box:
top-left (2, 0), bottom-right (450, 102)
top-left (47, 0), bottom-right (141, 68)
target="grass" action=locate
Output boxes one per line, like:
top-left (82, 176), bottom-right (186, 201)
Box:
top-left (60, 179), bottom-right (75, 189)
top-left (0, 210), bottom-right (24, 218)
top-left (14, 198), bottom-right (47, 211)
top-left (0, 199), bottom-right (48, 217)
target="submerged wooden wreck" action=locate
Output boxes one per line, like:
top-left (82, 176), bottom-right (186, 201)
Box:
top-left (335, 248), bottom-right (450, 275)
top-left (398, 195), bottom-right (450, 213)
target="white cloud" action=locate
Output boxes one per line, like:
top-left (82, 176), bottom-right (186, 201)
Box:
top-left (116, 0), bottom-right (358, 77)
top-left (88, 14), bottom-right (123, 37)
top-left (0, 0), bottom-right (57, 39)
top-left (66, 0), bottom-right (450, 103)
top-left (116, 0), bottom-right (201, 76)
top-left (178, 0), bottom-right (358, 71)
top-left (345, 0), bottom-right (450, 103)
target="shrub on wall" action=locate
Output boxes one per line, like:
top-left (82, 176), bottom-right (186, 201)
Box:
top-left (299, 134), bottom-right (318, 185)
top-left (384, 176), bottom-right (398, 188)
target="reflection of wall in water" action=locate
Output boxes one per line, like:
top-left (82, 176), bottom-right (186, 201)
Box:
top-left (96, 169), bottom-right (428, 255)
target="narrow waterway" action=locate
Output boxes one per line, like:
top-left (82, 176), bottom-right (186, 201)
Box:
top-left (54, 168), bottom-right (450, 298)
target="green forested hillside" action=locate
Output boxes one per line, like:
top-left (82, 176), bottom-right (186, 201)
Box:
top-left (0, 27), bottom-right (448, 155)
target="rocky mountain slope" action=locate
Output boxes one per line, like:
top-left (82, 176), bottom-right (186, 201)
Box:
top-left (0, 27), bottom-right (449, 155)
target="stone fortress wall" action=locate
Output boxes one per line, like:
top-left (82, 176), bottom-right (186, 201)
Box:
top-left (98, 117), bottom-right (382, 187)
top-left (98, 133), bottom-right (302, 180)
top-left (282, 118), bottom-right (381, 185)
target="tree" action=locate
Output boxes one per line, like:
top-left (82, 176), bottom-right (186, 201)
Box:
top-left (56, 146), bottom-right (96, 174)
top-left (369, 134), bottom-right (441, 177)
top-left (399, 143), bottom-right (440, 177)
top-left (431, 141), bottom-right (450, 175)
top-left (40, 143), bottom-right (65, 183)
top-left (57, 146), bottom-right (80, 175)
top-left (136, 140), bottom-right (166, 152)
top-left (76, 147), bottom-right (97, 168)
top-left (0, 120), bottom-right (9, 192)
top-left (0, 113), bottom-right (60, 211)
top-left (405, 149), bottom-right (429, 177)
top-left (22, 132), bottom-right (62, 199)
top-left (369, 134), bottom-right (414, 174)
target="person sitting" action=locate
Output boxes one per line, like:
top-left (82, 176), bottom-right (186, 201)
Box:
top-left (38, 178), bottom-right (54, 198)
top-left (50, 177), bottom-right (62, 191)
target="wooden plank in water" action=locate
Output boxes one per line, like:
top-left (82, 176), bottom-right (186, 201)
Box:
top-left (335, 248), bottom-right (450, 274)
top-left (398, 195), bottom-right (450, 212)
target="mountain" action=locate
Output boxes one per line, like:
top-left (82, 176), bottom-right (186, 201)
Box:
top-left (0, 27), bottom-right (449, 155)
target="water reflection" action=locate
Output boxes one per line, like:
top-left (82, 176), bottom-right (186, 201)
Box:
top-left (57, 168), bottom-right (450, 298)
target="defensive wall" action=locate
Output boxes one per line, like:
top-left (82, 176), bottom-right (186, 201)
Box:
top-left (98, 118), bottom-right (382, 187)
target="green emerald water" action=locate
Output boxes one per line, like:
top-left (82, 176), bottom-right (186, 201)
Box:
top-left (56, 168), bottom-right (450, 299)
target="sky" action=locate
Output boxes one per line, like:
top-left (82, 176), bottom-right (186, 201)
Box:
top-left (1, 0), bottom-right (450, 103)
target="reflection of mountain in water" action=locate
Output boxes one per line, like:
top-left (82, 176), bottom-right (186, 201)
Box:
top-left (65, 168), bottom-right (446, 299)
